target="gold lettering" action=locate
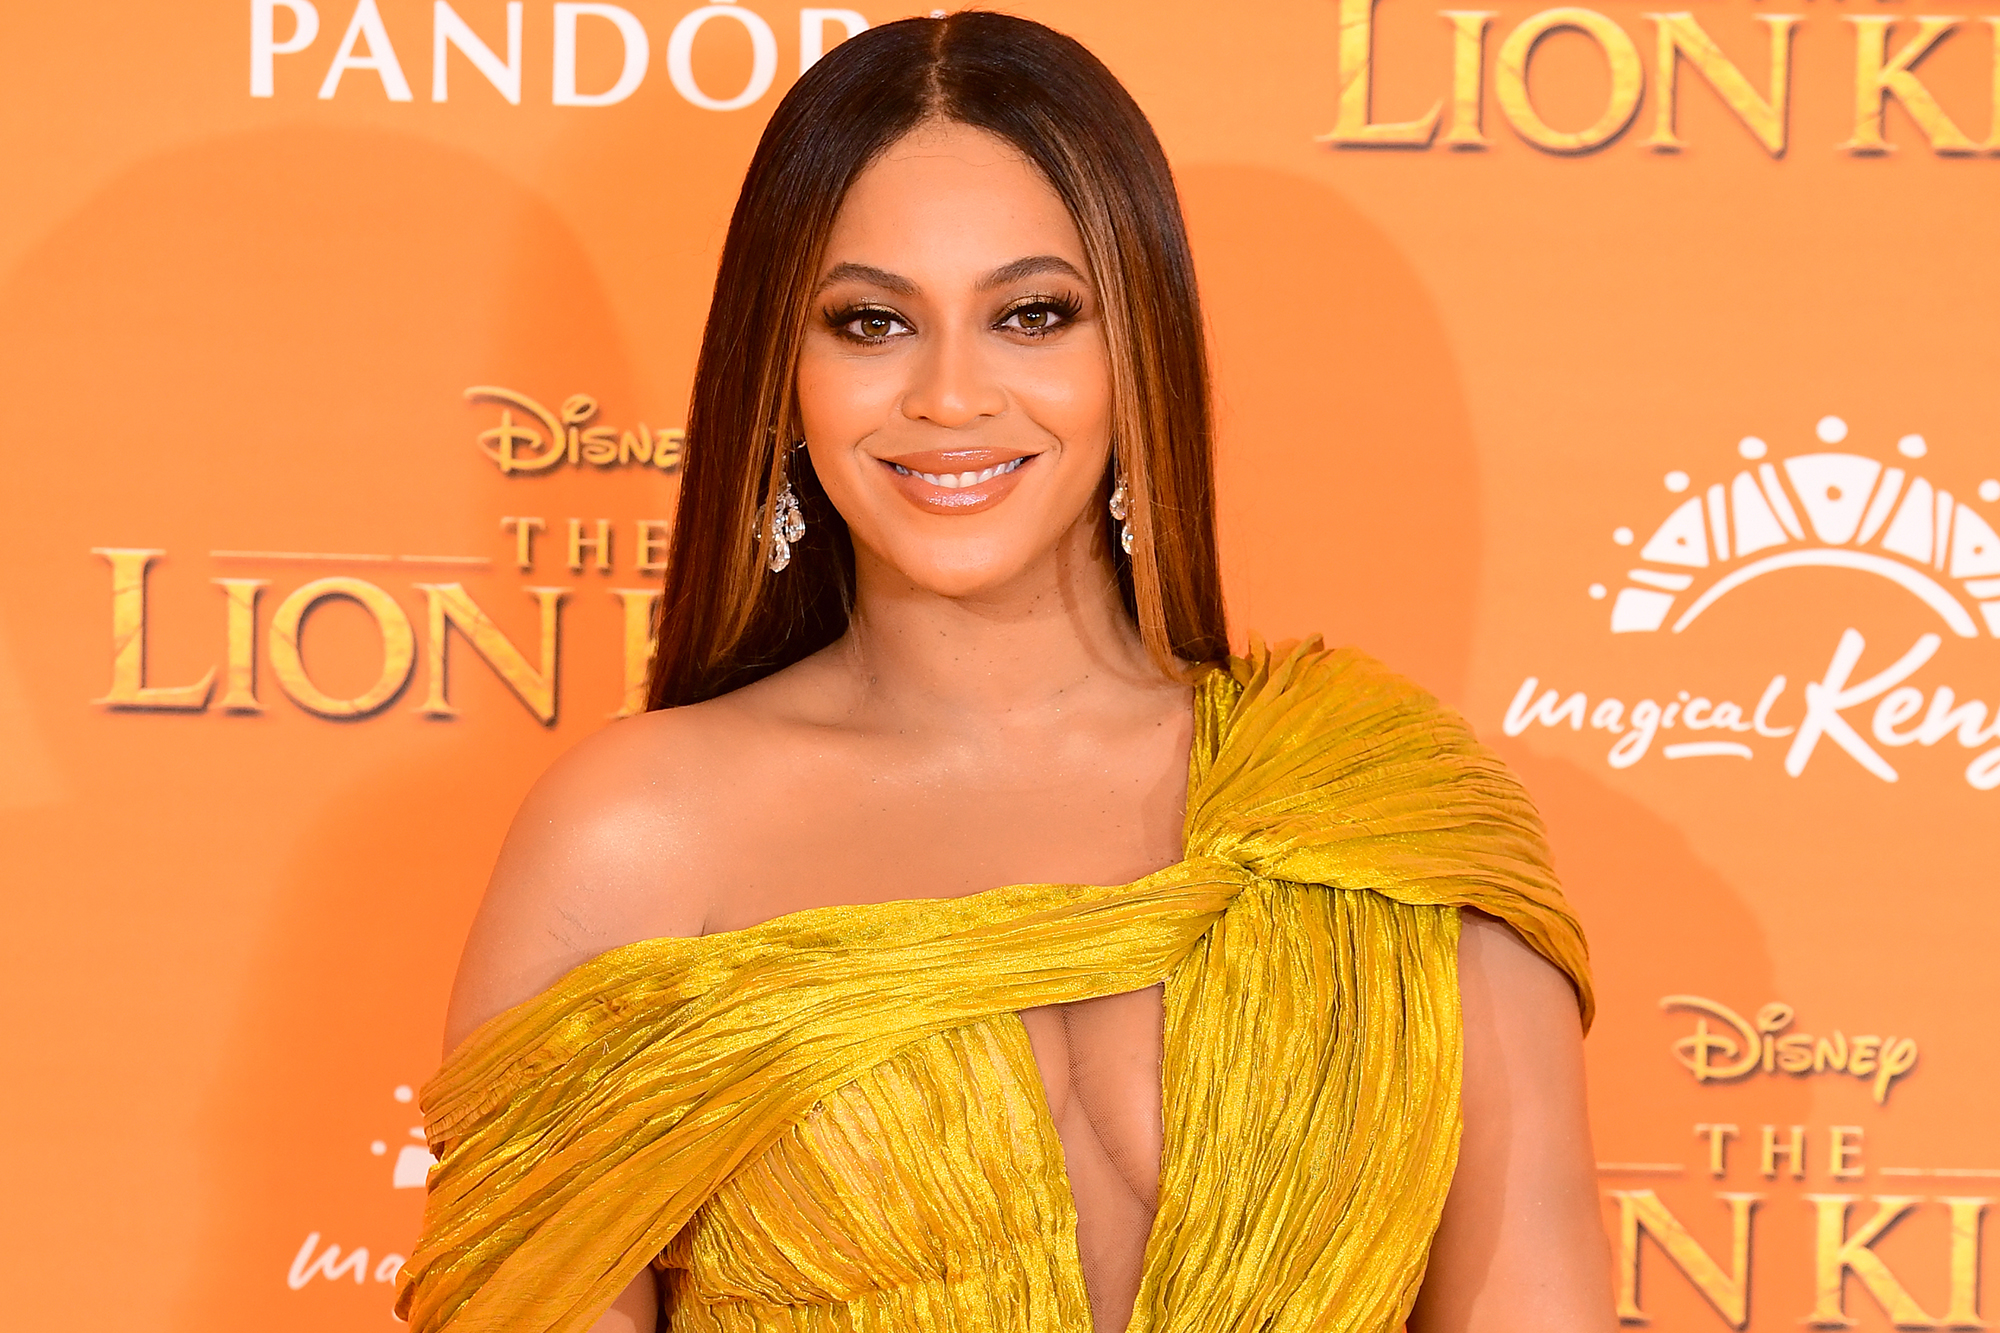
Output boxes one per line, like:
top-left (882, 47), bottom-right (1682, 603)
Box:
top-left (1757, 1003), bottom-right (1792, 1076)
top-left (1841, 17), bottom-right (1977, 156)
top-left (1645, 13), bottom-right (1801, 156)
top-left (1666, 995), bottom-right (1761, 1081)
top-left (1697, 1123), bottom-right (1739, 1177)
top-left (1496, 7), bottom-right (1645, 154)
top-left (1763, 1124), bottom-right (1805, 1180)
top-left (1442, 11), bottom-right (1496, 146)
top-left (215, 578), bottom-right (268, 713)
top-left (502, 516), bottom-right (545, 571)
top-left (653, 428), bottom-right (685, 471)
top-left (415, 583), bottom-right (566, 725)
top-left (267, 577), bottom-right (415, 719)
top-left (637, 520), bottom-right (671, 575)
top-left (468, 387), bottom-right (564, 474)
top-left (471, 387), bottom-right (677, 474)
top-left (1942, 1198), bottom-right (1990, 1327)
top-left (1778, 1033), bottom-right (1814, 1073)
top-left (1829, 1127), bottom-right (1865, 1181)
top-left (1668, 998), bottom-right (1919, 1101)
top-left (89, 548), bottom-right (215, 711)
top-left (1873, 1038), bottom-right (1918, 1105)
top-left (559, 395), bottom-right (597, 467)
top-left (1613, 1189), bottom-right (1760, 1328)
top-left (1320, 0), bottom-right (1441, 146)
top-left (1988, 19), bottom-right (2000, 153)
top-left (568, 518), bottom-right (612, 573)
top-left (1805, 1195), bottom-right (1939, 1327)
top-left (613, 589), bottom-right (662, 719)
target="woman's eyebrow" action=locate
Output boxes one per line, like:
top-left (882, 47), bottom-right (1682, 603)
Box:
top-left (815, 255), bottom-right (1087, 295)
top-left (817, 262), bottom-right (916, 295)
top-left (979, 255), bottom-right (1086, 289)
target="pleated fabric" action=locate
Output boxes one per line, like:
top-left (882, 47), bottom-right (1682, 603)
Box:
top-left (395, 639), bottom-right (1592, 1333)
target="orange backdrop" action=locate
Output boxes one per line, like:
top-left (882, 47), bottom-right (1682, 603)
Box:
top-left (2, 2), bottom-right (1996, 1328)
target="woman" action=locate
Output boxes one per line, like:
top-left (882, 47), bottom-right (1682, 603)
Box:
top-left (398, 13), bottom-right (1612, 1333)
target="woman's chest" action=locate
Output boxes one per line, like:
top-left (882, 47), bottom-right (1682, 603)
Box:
top-left (691, 718), bottom-right (1191, 939)
top-left (664, 725), bottom-right (1186, 1325)
top-left (1020, 987), bottom-right (1165, 1331)
top-left (661, 1016), bottom-right (1107, 1318)
top-left (662, 995), bottom-right (1164, 1329)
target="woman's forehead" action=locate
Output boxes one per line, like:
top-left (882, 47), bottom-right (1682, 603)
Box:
top-left (823, 124), bottom-right (1083, 279)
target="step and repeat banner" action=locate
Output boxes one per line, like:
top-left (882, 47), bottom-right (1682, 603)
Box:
top-left (1, 1), bottom-right (1994, 1328)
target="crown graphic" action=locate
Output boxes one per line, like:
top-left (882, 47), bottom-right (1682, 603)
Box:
top-left (1607, 417), bottom-right (2000, 639)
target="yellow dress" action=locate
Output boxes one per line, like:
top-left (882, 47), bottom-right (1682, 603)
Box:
top-left (396, 640), bottom-right (1592, 1333)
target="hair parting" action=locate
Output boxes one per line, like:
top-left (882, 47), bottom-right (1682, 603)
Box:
top-left (647, 12), bottom-right (1226, 709)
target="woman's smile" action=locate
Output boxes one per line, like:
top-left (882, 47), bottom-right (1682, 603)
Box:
top-left (790, 119), bottom-right (1111, 597)
top-left (877, 447), bottom-right (1040, 512)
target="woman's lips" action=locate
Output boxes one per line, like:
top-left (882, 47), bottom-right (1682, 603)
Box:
top-left (893, 457), bottom-right (1028, 489)
top-left (878, 450), bottom-right (1038, 513)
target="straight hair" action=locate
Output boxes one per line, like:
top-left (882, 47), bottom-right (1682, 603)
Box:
top-left (647, 12), bottom-right (1227, 709)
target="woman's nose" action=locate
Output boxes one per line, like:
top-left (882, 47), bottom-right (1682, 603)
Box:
top-left (900, 324), bottom-right (1006, 428)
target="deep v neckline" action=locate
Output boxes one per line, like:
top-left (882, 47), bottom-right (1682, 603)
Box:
top-left (1002, 995), bottom-right (1169, 1333)
top-left (700, 671), bottom-right (1212, 1333)
top-left (404, 639), bottom-right (1595, 1333)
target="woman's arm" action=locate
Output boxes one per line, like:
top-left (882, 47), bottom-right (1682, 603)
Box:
top-left (443, 711), bottom-right (719, 1052)
top-left (593, 1270), bottom-right (660, 1333)
top-left (439, 711), bottom-right (730, 1331)
top-left (1407, 912), bottom-right (1616, 1333)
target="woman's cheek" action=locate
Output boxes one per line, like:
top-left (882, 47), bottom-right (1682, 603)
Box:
top-left (797, 344), bottom-right (898, 440)
top-left (1010, 347), bottom-right (1111, 439)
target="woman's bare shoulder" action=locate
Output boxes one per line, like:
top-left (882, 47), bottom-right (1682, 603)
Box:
top-left (1409, 912), bottom-right (1613, 1330)
top-left (440, 695), bottom-right (773, 1054)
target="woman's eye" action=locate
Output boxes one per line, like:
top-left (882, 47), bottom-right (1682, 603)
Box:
top-left (836, 309), bottom-right (909, 341)
top-left (999, 301), bottom-right (1075, 336)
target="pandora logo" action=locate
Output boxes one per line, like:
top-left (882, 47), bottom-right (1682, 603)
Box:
top-left (250, 1), bottom-right (868, 109)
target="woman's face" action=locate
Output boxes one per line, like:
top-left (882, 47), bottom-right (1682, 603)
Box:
top-left (796, 121), bottom-right (1113, 601)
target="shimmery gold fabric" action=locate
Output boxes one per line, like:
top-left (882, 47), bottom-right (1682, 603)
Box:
top-left (397, 640), bottom-right (1592, 1333)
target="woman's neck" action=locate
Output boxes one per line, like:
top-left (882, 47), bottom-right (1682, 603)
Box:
top-left (824, 517), bottom-right (1168, 728)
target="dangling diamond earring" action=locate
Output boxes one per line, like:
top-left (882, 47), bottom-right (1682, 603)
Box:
top-left (764, 442), bottom-right (808, 573)
top-left (1108, 472), bottom-right (1134, 555)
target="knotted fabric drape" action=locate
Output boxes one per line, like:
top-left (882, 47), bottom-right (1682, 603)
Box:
top-left (397, 640), bottom-right (1592, 1333)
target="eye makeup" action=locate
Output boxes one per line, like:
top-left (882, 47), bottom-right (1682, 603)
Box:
top-left (995, 291), bottom-right (1084, 336)
top-left (822, 303), bottom-right (913, 343)
top-left (819, 289), bottom-right (1087, 345)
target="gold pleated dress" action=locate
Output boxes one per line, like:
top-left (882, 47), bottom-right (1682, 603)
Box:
top-left (396, 640), bottom-right (1593, 1333)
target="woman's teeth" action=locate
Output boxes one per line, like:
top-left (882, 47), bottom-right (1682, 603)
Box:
top-left (889, 456), bottom-right (1027, 489)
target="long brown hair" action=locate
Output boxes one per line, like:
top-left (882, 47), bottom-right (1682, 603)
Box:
top-left (647, 12), bottom-right (1226, 709)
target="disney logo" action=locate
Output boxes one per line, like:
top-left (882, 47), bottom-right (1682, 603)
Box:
top-left (469, 386), bottom-right (682, 475)
top-left (1664, 994), bottom-right (1918, 1105)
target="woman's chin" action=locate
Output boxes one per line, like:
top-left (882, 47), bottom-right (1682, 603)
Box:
top-left (870, 541), bottom-right (1053, 604)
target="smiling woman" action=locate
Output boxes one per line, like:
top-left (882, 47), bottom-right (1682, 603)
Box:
top-left (644, 11), bottom-right (1223, 706)
top-left (396, 13), bottom-right (1611, 1333)
top-left (793, 126), bottom-right (1124, 606)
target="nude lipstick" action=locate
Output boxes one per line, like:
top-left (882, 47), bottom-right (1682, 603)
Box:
top-left (878, 448), bottom-right (1039, 513)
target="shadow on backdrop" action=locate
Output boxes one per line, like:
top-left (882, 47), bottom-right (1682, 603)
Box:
top-left (1181, 164), bottom-right (1480, 704)
top-left (0, 123), bottom-right (639, 1330)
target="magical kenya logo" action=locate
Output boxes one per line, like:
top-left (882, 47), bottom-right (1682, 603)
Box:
top-left (1505, 415), bottom-right (2000, 790)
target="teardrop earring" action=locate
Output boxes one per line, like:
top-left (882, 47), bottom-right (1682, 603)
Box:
top-left (1108, 472), bottom-right (1134, 556)
top-left (763, 442), bottom-right (808, 573)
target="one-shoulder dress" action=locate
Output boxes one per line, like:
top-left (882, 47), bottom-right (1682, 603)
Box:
top-left (396, 639), bottom-right (1593, 1333)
